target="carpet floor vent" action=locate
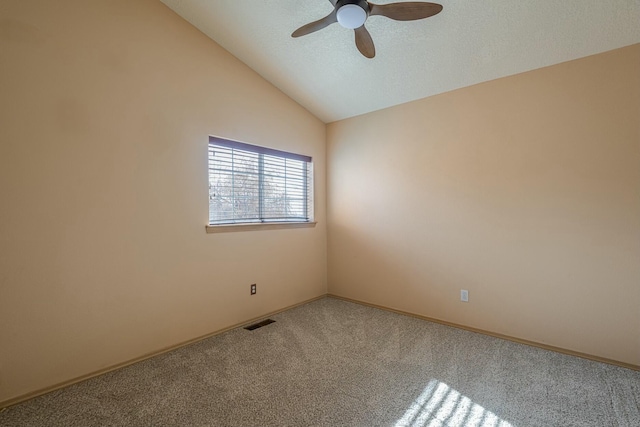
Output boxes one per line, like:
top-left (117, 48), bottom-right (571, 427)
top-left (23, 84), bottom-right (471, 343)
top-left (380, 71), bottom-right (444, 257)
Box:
top-left (244, 319), bottom-right (275, 331)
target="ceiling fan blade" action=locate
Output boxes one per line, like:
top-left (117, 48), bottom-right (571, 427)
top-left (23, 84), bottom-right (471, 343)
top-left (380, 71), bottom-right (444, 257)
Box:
top-left (369, 2), bottom-right (443, 21)
top-left (292, 10), bottom-right (338, 37)
top-left (328, 0), bottom-right (337, 5)
top-left (354, 25), bottom-right (375, 58)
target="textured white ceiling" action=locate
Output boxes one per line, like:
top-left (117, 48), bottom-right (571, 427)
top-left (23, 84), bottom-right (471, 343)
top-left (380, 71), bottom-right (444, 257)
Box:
top-left (161, 0), bottom-right (640, 123)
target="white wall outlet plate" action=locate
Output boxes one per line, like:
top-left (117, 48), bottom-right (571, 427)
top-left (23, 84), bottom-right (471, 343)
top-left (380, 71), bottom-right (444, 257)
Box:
top-left (461, 289), bottom-right (469, 302)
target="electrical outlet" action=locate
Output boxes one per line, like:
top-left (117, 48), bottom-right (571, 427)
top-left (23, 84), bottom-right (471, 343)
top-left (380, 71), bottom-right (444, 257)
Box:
top-left (250, 284), bottom-right (256, 295)
top-left (461, 289), bottom-right (469, 302)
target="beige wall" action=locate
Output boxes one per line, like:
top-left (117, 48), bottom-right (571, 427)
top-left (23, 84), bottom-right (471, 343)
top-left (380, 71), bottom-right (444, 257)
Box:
top-left (0, 0), bottom-right (326, 403)
top-left (327, 44), bottom-right (640, 366)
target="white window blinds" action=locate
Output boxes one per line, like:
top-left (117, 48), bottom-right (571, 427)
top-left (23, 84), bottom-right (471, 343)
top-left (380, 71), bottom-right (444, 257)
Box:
top-left (208, 136), bottom-right (314, 225)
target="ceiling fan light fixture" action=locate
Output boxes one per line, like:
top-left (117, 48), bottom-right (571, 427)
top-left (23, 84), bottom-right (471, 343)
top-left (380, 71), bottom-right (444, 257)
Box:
top-left (336, 4), bottom-right (367, 29)
top-left (292, 0), bottom-right (443, 59)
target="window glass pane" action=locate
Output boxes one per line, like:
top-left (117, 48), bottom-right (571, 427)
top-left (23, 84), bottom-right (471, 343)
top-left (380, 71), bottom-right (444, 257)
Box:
top-left (208, 138), bottom-right (313, 225)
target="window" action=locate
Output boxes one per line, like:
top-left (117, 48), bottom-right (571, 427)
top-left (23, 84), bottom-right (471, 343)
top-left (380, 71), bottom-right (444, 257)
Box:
top-left (208, 136), bottom-right (313, 226)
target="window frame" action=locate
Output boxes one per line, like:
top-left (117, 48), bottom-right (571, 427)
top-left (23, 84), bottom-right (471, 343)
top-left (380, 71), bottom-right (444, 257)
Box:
top-left (206, 136), bottom-right (316, 233)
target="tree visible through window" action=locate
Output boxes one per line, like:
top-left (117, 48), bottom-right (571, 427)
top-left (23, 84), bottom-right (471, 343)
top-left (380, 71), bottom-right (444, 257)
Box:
top-left (208, 136), bottom-right (313, 225)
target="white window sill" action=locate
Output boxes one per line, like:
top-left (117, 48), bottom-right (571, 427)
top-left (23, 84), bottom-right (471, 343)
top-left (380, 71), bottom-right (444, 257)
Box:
top-left (205, 222), bottom-right (317, 234)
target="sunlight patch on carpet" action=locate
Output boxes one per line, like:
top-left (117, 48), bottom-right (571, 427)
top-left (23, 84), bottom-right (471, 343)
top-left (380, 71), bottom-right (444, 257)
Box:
top-left (395, 380), bottom-right (514, 427)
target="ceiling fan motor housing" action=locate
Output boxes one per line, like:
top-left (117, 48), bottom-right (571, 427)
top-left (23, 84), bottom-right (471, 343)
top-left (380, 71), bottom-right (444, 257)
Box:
top-left (336, 0), bottom-right (370, 29)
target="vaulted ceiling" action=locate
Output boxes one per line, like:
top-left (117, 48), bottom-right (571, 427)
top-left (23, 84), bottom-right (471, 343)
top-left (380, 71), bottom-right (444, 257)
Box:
top-left (161, 0), bottom-right (640, 123)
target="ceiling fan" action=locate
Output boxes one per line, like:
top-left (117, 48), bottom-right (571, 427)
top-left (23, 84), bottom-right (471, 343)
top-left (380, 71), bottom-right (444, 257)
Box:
top-left (292, 0), bottom-right (443, 59)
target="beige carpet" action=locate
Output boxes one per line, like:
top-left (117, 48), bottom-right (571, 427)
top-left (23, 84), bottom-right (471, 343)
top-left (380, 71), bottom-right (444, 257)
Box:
top-left (1, 297), bottom-right (639, 426)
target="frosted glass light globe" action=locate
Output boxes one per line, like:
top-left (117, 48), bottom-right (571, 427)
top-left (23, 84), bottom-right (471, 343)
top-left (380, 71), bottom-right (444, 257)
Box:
top-left (336, 4), bottom-right (367, 29)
